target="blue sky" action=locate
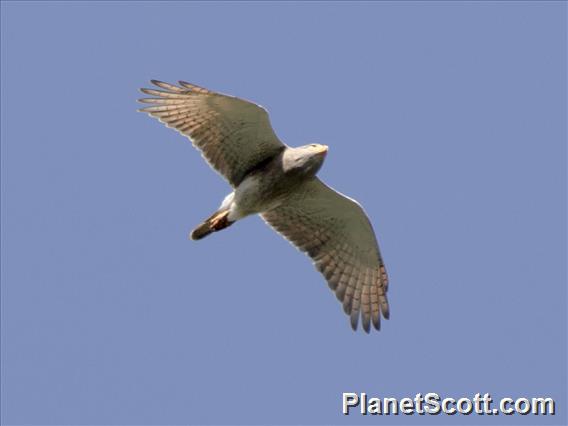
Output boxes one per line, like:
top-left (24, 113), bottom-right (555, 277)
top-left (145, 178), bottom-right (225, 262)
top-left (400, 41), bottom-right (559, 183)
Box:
top-left (1, 2), bottom-right (565, 425)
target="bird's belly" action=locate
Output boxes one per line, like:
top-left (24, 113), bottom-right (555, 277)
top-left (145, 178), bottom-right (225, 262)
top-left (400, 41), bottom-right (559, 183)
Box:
top-left (229, 173), bottom-right (288, 220)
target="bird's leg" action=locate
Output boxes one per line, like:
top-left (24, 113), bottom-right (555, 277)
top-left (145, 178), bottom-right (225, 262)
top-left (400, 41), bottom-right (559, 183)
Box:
top-left (209, 210), bottom-right (233, 231)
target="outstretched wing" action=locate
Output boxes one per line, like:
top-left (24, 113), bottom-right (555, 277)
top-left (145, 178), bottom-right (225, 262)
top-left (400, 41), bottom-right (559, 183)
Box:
top-left (262, 178), bottom-right (389, 333)
top-left (138, 80), bottom-right (285, 187)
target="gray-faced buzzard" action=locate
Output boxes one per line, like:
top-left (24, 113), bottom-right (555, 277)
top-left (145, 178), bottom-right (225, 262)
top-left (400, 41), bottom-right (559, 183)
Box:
top-left (138, 80), bottom-right (389, 332)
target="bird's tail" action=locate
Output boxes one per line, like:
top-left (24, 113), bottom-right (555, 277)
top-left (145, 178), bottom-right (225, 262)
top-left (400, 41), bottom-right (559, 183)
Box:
top-left (190, 209), bottom-right (234, 240)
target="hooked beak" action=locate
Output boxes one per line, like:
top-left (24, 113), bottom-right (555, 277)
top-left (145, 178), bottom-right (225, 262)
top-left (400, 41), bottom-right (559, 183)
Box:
top-left (317, 145), bottom-right (329, 155)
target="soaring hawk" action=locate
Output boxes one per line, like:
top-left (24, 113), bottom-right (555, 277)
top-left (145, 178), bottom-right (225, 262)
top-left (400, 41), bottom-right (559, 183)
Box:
top-left (138, 80), bottom-right (390, 332)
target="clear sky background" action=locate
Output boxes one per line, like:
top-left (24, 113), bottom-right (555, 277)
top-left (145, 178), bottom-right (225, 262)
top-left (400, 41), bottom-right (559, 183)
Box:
top-left (1, 2), bottom-right (565, 425)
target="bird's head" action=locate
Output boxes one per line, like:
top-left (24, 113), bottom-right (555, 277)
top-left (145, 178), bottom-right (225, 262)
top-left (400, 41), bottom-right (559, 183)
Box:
top-left (282, 144), bottom-right (328, 177)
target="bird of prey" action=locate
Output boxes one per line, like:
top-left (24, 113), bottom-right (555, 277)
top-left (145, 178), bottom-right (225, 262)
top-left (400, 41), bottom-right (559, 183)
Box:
top-left (138, 80), bottom-right (389, 332)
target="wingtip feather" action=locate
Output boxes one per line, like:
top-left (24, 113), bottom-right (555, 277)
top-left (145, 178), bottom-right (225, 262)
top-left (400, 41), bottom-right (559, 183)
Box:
top-left (350, 311), bottom-right (359, 331)
top-left (372, 315), bottom-right (381, 331)
top-left (362, 316), bottom-right (371, 333)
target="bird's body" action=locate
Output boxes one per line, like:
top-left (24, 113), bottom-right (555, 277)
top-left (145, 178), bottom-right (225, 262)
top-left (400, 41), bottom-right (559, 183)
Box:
top-left (217, 144), bottom-right (328, 221)
top-left (228, 169), bottom-right (283, 221)
top-left (138, 80), bottom-right (390, 333)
